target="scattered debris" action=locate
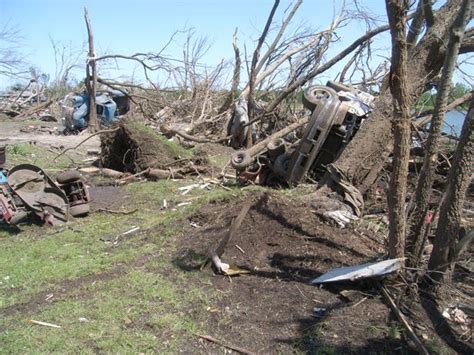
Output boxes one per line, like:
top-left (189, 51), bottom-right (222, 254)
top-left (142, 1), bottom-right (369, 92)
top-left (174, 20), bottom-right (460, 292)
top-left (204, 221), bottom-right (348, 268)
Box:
top-left (322, 209), bottom-right (359, 228)
top-left (312, 307), bottom-right (327, 318)
top-left (29, 320), bottom-right (61, 329)
top-left (311, 258), bottom-right (404, 284)
top-left (100, 226), bottom-right (140, 244)
top-left (78, 167), bottom-right (101, 174)
top-left (204, 197), bottom-right (256, 275)
top-left (95, 208), bottom-right (137, 215)
top-left (442, 306), bottom-right (471, 330)
top-left (100, 168), bottom-right (124, 179)
top-left (179, 183), bottom-right (201, 195)
top-left (2, 164), bottom-right (70, 225)
top-left (381, 287), bottom-right (430, 355)
top-left (196, 333), bottom-right (255, 355)
top-left (123, 226), bottom-right (140, 235)
top-left (56, 170), bottom-right (91, 217)
top-left (175, 202), bottom-right (192, 208)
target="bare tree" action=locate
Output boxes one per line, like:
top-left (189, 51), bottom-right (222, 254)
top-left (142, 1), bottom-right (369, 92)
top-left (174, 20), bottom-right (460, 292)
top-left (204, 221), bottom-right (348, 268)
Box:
top-left (219, 29), bottom-right (241, 114)
top-left (49, 38), bottom-right (84, 92)
top-left (385, 0), bottom-right (411, 259)
top-left (228, 0), bottom-right (393, 146)
top-left (0, 23), bottom-right (26, 78)
top-left (406, 0), bottom-right (472, 267)
top-left (246, 0), bottom-right (281, 147)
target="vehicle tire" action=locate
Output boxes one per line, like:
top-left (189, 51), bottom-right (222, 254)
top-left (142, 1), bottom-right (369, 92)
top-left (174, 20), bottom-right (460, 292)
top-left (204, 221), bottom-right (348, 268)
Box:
top-left (273, 151), bottom-right (292, 178)
top-left (266, 138), bottom-right (286, 158)
top-left (302, 86), bottom-right (337, 111)
top-left (57, 170), bottom-right (81, 184)
top-left (9, 210), bottom-right (28, 225)
top-left (231, 151), bottom-right (253, 170)
top-left (70, 203), bottom-right (90, 217)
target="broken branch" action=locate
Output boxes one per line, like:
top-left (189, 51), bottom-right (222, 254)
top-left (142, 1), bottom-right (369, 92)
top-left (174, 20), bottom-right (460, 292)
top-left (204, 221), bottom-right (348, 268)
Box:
top-left (196, 334), bottom-right (255, 355)
top-left (53, 127), bottom-right (120, 161)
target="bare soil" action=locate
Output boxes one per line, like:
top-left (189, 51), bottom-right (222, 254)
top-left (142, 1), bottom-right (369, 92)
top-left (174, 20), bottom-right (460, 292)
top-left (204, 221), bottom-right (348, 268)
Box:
top-left (0, 121), bottom-right (100, 151)
top-left (173, 192), bottom-right (418, 353)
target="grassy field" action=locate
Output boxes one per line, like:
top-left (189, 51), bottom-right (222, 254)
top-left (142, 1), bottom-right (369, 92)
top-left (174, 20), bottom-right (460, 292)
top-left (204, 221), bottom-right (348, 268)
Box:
top-left (0, 142), bottom-right (243, 353)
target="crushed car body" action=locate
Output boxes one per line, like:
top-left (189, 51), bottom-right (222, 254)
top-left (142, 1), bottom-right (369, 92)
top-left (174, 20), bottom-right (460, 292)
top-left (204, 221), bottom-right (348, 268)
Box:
top-left (231, 81), bottom-right (375, 186)
top-left (62, 89), bottom-right (130, 132)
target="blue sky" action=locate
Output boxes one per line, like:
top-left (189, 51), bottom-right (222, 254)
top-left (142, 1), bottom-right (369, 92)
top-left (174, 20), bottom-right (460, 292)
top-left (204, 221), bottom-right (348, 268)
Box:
top-left (0, 0), bottom-right (392, 89)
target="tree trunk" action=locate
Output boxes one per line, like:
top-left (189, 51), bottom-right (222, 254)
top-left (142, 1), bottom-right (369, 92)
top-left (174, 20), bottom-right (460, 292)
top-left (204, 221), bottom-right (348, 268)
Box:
top-left (84, 7), bottom-right (99, 133)
top-left (427, 97), bottom-right (473, 285)
top-left (332, 0), bottom-right (466, 195)
top-left (219, 30), bottom-right (240, 114)
top-left (406, 0), bottom-right (471, 267)
top-left (247, 0), bottom-right (280, 144)
top-left (385, 0), bottom-right (411, 259)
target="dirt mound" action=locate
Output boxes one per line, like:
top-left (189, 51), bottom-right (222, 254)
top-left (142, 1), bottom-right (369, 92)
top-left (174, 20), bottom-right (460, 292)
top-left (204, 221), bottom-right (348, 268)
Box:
top-left (179, 193), bottom-right (383, 274)
top-left (174, 193), bottom-right (409, 353)
top-left (100, 118), bottom-right (187, 173)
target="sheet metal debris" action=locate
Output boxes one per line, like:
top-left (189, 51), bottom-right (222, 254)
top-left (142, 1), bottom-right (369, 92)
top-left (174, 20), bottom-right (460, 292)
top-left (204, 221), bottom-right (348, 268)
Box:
top-left (311, 258), bottom-right (404, 284)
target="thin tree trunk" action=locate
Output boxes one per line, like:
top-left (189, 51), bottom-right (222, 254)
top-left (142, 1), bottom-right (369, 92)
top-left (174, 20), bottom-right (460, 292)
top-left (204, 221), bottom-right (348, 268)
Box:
top-left (246, 0), bottom-right (280, 148)
top-left (84, 7), bottom-right (99, 132)
top-left (385, 0), bottom-right (411, 259)
top-left (427, 97), bottom-right (473, 285)
top-left (219, 29), bottom-right (241, 114)
top-left (406, 0), bottom-right (471, 267)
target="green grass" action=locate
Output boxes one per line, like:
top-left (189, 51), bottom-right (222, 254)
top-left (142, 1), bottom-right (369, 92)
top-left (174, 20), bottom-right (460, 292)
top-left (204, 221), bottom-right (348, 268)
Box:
top-left (5, 143), bottom-right (76, 170)
top-left (127, 120), bottom-right (192, 159)
top-left (1, 268), bottom-right (213, 353)
top-left (0, 178), bottom-right (237, 352)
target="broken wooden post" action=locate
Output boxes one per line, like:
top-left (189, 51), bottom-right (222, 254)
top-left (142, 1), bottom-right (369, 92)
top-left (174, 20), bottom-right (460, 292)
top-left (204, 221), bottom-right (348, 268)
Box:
top-left (84, 7), bottom-right (99, 132)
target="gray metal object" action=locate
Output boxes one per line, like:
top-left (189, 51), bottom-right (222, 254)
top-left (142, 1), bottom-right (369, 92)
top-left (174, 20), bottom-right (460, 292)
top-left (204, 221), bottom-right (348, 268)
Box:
top-left (311, 258), bottom-right (404, 284)
top-left (7, 164), bottom-right (69, 225)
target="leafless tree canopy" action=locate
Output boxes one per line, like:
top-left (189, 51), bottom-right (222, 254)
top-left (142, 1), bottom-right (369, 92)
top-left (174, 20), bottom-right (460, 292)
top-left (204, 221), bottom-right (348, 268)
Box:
top-left (0, 23), bottom-right (27, 78)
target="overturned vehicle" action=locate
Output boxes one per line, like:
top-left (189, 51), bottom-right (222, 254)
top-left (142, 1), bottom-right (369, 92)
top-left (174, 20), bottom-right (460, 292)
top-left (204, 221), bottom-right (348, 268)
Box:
top-left (62, 90), bottom-right (130, 132)
top-left (231, 81), bottom-right (374, 186)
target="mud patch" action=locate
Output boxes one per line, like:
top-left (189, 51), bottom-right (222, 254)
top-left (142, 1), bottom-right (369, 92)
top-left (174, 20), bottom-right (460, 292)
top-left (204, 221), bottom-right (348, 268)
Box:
top-left (88, 185), bottom-right (127, 212)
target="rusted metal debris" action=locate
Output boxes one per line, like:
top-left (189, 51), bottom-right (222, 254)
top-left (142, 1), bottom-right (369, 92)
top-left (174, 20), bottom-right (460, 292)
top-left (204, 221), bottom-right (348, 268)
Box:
top-left (0, 150), bottom-right (91, 225)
